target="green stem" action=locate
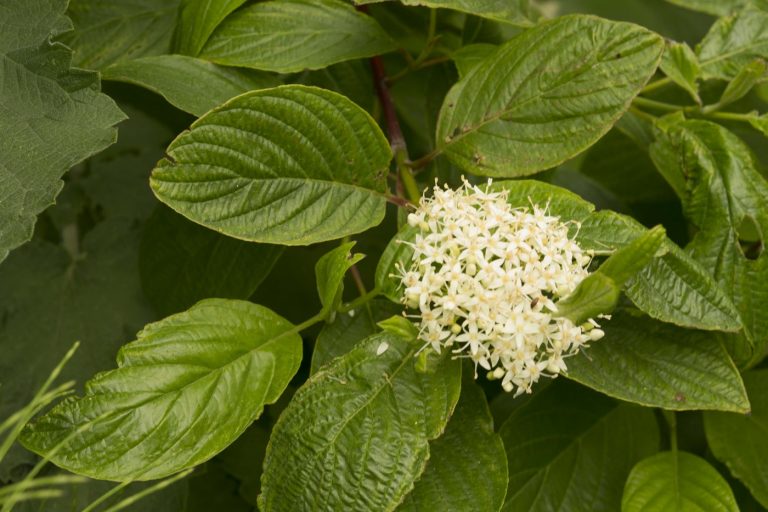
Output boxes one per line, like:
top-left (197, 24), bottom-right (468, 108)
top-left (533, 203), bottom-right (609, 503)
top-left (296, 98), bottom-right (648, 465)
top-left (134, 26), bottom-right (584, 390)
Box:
top-left (641, 77), bottom-right (672, 94)
top-left (294, 310), bottom-right (329, 333)
top-left (406, 148), bottom-right (441, 172)
top-left (399, 152), bottom-right (422, 203)
top-left (628, 106), bottom-right (658, 123)
top-left (339, 287), bottom-right (381, 313)
top-left (632, 96), bottom-right (689, 112)
top-left (664, 410), bottom-right (678, 453)
top-left (706, 110), bottom-right (757, 122)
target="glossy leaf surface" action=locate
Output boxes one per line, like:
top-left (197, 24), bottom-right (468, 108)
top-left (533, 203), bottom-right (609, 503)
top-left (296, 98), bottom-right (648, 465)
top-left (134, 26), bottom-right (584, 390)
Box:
top-left (151, 85), bottom-right (391, 246)
top-left (21, 299), bottom-right (302, 481)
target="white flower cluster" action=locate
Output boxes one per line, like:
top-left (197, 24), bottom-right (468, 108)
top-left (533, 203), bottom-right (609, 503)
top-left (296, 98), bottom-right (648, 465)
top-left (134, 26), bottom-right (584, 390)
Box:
top-left (398, 180), bottom-right (605, 396)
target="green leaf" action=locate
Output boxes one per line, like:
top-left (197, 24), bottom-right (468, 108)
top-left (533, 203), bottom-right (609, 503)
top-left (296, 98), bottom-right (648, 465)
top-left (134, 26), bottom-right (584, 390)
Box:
top-left (556, 226), bottom-right (667, 324)
top-left (173, 0), bottom-right (247, 56)
top-left (399, 0), bottom-right (540, 26)
top-left (660, 41), bottom-right (701, 104)
top-left (597, 225), bottom-right (668, 282)
top-left (566, 311), bottom-right (750, 412)
top-left (704, 369), bottom-right (768, 508)
top-left (435, 15), bottom-right (663, 177)
top-left (622, 451), bottom-right (739, 512)
top-left (716, 58), bottom-right (768, 108)
top-left (499, 380), bottom-right (659, 511)
top-left (697, 3), bottom-right (768, 80)
top-left (663, 0), bottom-right (747, 16)
top-left (315, 242), bottom-right (365, 314)
top-left (259, 332), bottom-right (461, 511)
top-left (310, 299), bottom-right (402, 374)
top-left (377, 315), bottom-right (419, 341)
top-left (200, 0), bottom-right (395, 73)
top-left (555, 273), bottom-right (620, 326)
top-left (150, 85), bottom-right (391, 246)
top-left (0, 0), bottom-right (125, 262)
top-left (21, 299), bottom-right (302, 481)
top-left (139, 205), bottom-right (283, 316)
top-left (650, 120), bottom-right (768, 366)
top-left (63, 0), bottom-right (179, 70)
top-left (398, 379), bottom-right (507, 512)
top-left (102, 55), bottom-right (280, 117)
top-left (451, 43), bottom-right (498, 79)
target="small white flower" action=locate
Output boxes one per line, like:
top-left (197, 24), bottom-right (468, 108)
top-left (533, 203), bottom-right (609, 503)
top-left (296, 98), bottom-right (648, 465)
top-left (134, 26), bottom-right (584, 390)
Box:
top-left (398, 179), bottom-right (606, 396)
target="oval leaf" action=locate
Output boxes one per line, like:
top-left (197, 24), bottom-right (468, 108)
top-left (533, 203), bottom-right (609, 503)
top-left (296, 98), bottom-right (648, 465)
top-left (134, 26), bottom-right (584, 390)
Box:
top-left (150, 85), bottom-right (391, 246)
top-left (622, 451), bottom-right (739, 512)
top-left (435, 15), bottom-right (663, 177)
top-left (20, 299), bottom-right (302, 481)
top-left (398, 379), bottom-right (508, 512)
top-left (566, 311), bottom-right (750, 412)
top-left (259, 332), bottom-right (461, 511)
top-left (499, 380), bottom-right (659, 511)
top-left (200, 0), bottom-right (395, 73)
top-left (704, 370), bottom-right (768, 508)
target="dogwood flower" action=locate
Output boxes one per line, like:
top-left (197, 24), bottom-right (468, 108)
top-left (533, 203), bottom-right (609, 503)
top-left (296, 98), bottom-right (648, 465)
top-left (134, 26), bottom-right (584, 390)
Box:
top-left (397, 179), bottom-right (605, 396)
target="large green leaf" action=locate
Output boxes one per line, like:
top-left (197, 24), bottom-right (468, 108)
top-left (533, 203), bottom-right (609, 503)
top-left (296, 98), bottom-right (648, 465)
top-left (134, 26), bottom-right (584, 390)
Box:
top-left (200, 0), bottom-right (395, 73)
top-left (398, 0), bottom-right (539, 25)
top-left (376, 180), bottom-right (741, 333)
top-left (139, 205), bottom-right (283, 316)
top-left (704, 370), bottom-right (768, 508)
top-left (173, 0), bottom-right (247, 56)
top-left (63, 0), bottom-right (180, 69)
top-left (102, 55), bottom-right (280, 117)
top-left (435, 15), bottom-right (663, 177)
top-left (566, 311), bottom-right (749, 412)
top-left (150, 85), bottom-right (391, 246)
top-left (0, 0), bottom-right (125, 263)
top-left (697, 3), bottom-right (768, 80)
top-left (622, 451), bottom-right (739, 512)
top-left (651, 120), bottom-right (768, 366)
top-left (310, 299), bottom-right (402, 374)
top-left (499, 380), bottom-right (659, 511)
top-left (21, 299), bottom-right (302, 481)
top-left (259, 332), bottom-right (462, 511)
top-left (398, 379), bottom-right (507, 512)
